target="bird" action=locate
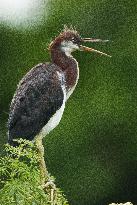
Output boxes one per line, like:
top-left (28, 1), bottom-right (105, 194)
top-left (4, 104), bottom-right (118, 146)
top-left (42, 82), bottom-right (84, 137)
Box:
top-left (8, 26), bottom-right (111, 187)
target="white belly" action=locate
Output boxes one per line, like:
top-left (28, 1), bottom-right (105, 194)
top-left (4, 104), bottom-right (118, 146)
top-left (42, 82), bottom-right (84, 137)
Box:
top-left (41, 100), bottom-right (65, 136)
top-left (40, 87), bottom-right (66, 138)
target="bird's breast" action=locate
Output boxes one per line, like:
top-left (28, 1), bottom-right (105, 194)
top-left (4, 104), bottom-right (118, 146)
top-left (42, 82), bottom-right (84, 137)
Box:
top-left (51, 49), bottom-right (79, 99)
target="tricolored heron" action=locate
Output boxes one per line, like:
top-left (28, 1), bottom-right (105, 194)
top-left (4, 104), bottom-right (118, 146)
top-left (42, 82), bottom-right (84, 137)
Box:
top-left (8, 26), bottom-right (111, 188)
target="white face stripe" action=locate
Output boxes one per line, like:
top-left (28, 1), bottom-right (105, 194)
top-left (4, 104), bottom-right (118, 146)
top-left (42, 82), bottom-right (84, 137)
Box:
top-left (61, 40), bottom-right (79, 56)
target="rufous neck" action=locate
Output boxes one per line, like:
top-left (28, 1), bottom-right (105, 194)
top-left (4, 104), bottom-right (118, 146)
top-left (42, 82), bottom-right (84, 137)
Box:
top-left (51, 49), bottom-right (78, 91)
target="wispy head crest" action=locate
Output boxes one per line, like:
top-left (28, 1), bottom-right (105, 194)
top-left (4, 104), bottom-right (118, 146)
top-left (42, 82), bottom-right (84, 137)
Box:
top-left (62, 24), bottom-right (78, 35)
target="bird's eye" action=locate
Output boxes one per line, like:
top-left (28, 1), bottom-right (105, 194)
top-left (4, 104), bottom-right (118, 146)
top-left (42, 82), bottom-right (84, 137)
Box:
top-left (72, 37), bottom-right (76, 43)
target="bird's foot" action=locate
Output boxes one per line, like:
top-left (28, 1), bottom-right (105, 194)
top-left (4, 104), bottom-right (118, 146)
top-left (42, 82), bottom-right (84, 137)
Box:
top-left (42, 180), bottom-right (57, 204)
top-left (43, 179), bottom-right (56, 190)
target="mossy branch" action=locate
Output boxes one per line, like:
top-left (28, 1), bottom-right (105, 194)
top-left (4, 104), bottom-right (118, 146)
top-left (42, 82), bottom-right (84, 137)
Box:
top-left (0, 139), bottom-right (69, 205)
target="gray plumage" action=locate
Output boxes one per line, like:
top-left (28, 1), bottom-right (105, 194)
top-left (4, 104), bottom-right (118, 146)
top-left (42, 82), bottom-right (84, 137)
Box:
top-left (8, 63), bottom-right (65, 145)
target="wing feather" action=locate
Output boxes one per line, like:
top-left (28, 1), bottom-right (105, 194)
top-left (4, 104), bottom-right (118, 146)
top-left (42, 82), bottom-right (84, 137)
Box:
top-left (8, 63), bottom-right (65, 143)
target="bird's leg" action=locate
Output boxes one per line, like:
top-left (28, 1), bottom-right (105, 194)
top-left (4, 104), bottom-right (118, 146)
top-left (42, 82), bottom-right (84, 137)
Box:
top-left (35, 136), bottom-right (56, 203)
top-left (44, 181), bottom-right (57, 205)
top-left (35, 137), bottom-right (49, 186)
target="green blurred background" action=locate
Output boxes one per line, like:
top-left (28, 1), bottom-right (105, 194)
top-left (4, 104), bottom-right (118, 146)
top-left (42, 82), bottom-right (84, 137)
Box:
top-left (0, 0), bottom-right (137, 204)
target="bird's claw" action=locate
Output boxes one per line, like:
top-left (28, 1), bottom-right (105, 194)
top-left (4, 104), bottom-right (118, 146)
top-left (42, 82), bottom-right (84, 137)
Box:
top-left (42, 180), bottom-right (57, 204)
top-left (43, 180), bottom-right (56, 190)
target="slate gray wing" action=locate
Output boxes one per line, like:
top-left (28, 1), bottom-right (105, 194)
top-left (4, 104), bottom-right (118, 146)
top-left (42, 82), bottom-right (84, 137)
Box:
top-left (8, 63), bottom-right (65, 144)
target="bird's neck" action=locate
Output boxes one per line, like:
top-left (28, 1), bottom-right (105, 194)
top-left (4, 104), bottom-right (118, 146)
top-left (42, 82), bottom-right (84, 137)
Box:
top-left (51, 49), bottom-right (79, 95)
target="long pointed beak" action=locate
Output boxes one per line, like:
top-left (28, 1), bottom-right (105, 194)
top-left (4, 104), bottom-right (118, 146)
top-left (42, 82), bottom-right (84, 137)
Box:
top-left (79, 45), bottom-right (111, 57)
top-left (80, 38), bottom-right (111, 57)
top-left (82, 38), bottom-right (109, 43)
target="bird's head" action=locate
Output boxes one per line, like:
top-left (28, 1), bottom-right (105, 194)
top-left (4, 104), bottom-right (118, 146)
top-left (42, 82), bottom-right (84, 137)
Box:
top-left (49, 26), bottom-right (111, 57)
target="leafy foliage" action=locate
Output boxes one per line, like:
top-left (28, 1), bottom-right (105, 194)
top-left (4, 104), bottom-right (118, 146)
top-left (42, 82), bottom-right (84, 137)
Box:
top-left (0, 139), bottom-right (69, 205)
